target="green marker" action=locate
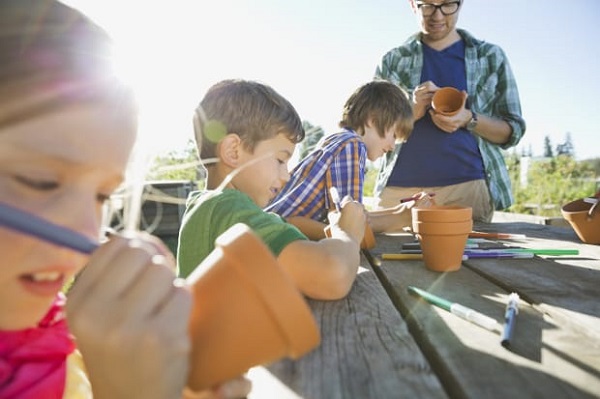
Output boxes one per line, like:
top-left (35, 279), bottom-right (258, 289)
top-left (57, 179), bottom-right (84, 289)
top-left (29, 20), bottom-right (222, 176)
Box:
top-left (502, 248), bottom-right (579, 256)
top-left (407, 286), bottom-right (498, 331)
top-left (465, 248), bottom-right (579, 256)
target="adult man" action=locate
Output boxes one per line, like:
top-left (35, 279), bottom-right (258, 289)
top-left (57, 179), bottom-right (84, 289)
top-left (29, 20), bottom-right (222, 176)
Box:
top-left (374, 0), bottom-right (526, 221)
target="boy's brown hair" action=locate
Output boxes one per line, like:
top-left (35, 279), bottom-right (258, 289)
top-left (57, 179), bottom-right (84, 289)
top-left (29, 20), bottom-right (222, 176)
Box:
top-left (339, 80), bottom-right (413, 142)
top-left (193, 79), bottom-right (305, 161)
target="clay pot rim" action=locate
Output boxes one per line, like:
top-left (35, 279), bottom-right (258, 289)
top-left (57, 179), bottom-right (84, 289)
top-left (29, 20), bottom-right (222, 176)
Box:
top-left (412, 219), bottom-right (473, 235)
top-left (560, 199), bottom-right (600, 244)
top-left (561, 198), bottom-right (600, 219)
top-left (431, 87), bottom-right (466, 116)
top-left (413, 205), bottom-right (472, 212)
top-left (412, 205), bottom-right (473, 222)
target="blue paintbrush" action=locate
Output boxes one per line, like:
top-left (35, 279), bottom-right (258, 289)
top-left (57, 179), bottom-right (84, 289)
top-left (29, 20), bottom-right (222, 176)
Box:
top-left (0, 202), bottom-right (99, 254)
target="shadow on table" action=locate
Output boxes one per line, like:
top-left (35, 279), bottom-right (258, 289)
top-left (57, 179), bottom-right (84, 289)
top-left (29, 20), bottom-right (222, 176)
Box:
top-left (382, 272), bottom-right (598, 398)
top-left (251, 267), bottom-right (598, 399)
top-left (476, 221), bottom-right (581, 243)
top-left (463, 253), bottom-right (600, 322)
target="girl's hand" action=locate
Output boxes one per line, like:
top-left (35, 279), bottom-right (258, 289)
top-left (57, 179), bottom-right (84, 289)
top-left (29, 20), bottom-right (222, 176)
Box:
top-left (67, 233), bottom-right (192, 399)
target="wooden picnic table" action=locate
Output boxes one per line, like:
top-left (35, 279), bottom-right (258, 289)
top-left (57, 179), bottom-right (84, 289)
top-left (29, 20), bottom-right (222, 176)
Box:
top-left (247, 221), bottom-right (600, 399)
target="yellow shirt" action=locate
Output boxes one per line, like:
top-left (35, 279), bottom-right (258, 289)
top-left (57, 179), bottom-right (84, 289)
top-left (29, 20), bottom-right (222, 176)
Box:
top-left (63, 350), bottom-right (92, 399)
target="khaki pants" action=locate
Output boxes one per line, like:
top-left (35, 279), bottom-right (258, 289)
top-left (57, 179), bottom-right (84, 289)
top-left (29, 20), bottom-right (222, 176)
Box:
top-left (376, 179), bottom-right (494, 222)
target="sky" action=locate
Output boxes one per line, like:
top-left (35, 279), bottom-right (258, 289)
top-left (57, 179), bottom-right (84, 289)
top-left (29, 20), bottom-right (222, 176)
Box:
top-left (67, 0), bottom-right (600, 161)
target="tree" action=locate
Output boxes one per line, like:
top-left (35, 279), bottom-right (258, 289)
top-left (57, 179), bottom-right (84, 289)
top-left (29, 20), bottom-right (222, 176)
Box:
top-left (543, 135), bottom-right (553, 157)
top-left (555, 132), bottom-right (575, 158)
top-left (147, 139), bottom-right (202, 184)
top-left (520, 144), bottom-right (533, 157)
top-left (299, 121), bottom-right (325, 159)
top-left (510, 154), bottom-right (596, 216)
top-left (581, 157), bottom-right (600, 176)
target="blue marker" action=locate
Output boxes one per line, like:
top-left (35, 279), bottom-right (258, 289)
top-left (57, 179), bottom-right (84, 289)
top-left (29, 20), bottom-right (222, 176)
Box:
top-left (0, 202), bottom-right (99, 254)
top-left (501, 293), bottom-right (520, 348)
top-left (464, 251), bottom-right (534, 259)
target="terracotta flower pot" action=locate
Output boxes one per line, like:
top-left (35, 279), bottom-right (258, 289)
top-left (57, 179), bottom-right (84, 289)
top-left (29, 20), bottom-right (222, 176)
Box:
top-left (412, 207), bottom-right (473, 272)
top-left (412, 220), bottom-right (473, 235)
top-left (324, 223), bottom-right (377, 250)
top-left (561, 198), bottom-right (600, 244)
top-left (361, 224), bottom-right (376, 249)
top-left (186, 223), bottom-right (321, 391)
top-left (412, 205), bottom-right (472, 223)
top-left (431, 87), bottom-right (467, 116)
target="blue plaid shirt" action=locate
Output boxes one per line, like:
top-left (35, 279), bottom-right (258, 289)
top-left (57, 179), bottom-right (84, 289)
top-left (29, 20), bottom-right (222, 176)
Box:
top-left (265, 129), bottom-right (366, 222)
top-left (374, 29), bottom-right (526, 210)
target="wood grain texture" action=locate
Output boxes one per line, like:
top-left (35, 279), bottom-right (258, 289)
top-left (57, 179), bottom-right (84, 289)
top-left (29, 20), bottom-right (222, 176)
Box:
top-left (372, 225), bottom-right (600, 399)
top-left (466, 222), bottom-right (600, 342)
top-left (249, 255), bottom-right (447, 399)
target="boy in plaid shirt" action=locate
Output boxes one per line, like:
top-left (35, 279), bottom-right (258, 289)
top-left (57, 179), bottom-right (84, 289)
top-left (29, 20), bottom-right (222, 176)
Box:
top-left (266, 80), bottom-right (434, 239)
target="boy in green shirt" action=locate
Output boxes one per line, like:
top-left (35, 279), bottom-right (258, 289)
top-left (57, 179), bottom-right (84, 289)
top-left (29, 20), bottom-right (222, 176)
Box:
top-left (177, 79), bottom-right (367, 300)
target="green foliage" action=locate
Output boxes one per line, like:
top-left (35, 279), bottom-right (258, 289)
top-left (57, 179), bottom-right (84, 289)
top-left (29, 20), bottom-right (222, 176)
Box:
top-left (581, 158), bottom-right (600, 177)
top-left (363, 166), bottom-right (378, 198)
top-left (508, 154), bottom-right (597, 216)
top-left (147, 139), bottom-right (203, 187)
top-left (299, 121), bottom-right (325, 159)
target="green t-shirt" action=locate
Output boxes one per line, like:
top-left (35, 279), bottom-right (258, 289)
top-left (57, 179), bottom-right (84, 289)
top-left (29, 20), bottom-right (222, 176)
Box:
top-left (177, 188), bottom-right (308, 278)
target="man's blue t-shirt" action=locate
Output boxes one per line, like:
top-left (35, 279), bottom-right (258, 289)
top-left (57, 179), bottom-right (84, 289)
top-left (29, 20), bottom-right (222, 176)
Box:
top-left (387, 39), bottom-right (485, 187)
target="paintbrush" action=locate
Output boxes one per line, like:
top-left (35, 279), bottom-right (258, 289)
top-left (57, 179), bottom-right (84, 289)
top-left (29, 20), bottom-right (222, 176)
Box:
top-left (0, 202), bottom-right (98, 254)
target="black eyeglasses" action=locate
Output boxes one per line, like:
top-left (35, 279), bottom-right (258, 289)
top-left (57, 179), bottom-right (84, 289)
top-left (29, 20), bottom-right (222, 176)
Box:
top-left (416, 1), bottom-right (461, 17)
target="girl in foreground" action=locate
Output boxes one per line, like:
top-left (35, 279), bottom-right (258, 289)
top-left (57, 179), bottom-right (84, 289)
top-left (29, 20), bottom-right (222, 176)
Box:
top-left (0, 0), bottom-right (249, 397)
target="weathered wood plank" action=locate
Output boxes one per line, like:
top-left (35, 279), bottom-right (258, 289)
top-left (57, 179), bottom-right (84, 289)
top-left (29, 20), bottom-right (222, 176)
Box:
top-left (467, 222), bottom-right (600, 340)
top-left (248, 254), bottom-right (447, 399)
top-left (372, 230), bottom-right (600, 399)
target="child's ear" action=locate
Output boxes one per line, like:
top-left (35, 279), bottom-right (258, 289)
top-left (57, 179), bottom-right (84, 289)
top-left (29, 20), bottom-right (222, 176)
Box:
top-left (219, 133), bottom-right (242, 168)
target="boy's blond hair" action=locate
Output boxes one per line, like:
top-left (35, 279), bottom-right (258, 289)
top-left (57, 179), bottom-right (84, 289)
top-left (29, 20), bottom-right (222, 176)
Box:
top-left (193, 79), bottom-right (305, 161)
top-left (339, 80), bottom-right (413, 142)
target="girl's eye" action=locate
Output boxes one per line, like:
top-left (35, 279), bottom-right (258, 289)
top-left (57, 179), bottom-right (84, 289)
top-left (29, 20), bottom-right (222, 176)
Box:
top-left (14, 175), bottom-right (58, 191)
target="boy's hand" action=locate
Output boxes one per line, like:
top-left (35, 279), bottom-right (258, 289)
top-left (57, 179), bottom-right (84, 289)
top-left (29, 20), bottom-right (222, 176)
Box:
top-left (328, 195), bottom-right (367, 245)
top-left (66, 233), bottom-right (193, 399)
